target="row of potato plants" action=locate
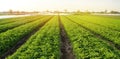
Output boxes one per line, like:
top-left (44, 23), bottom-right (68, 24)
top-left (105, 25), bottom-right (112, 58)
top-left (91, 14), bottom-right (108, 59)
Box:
top-left (7, 16), bottom-right (61, 59)
top-left (74, 15), bottom-right (120, 31)
top-left (68, 16), bottom-right (120, 46)
top-left (0, 16), bottom-right (38, 25)
top-left (0, 16), bottom-right (51, 56)
top-left (61, 16), bottom-right (120, 59)
top-left (0, 16), bottom-right (44, 33)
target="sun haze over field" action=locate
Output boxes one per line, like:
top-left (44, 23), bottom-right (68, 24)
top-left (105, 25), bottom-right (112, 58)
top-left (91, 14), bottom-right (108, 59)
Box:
top-left (0, 0), bottom-right (120, 12)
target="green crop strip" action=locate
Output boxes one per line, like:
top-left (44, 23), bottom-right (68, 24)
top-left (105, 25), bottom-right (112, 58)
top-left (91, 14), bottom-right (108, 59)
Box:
top-left (74, 15), bottom-right (120, 31)
top-left (7, 16), bottom-right (61, 59)
top-left (0, 16), bottom-right (44, 33)
top-left (0, 16), bottom-right (38, 25)
top-left (61, 16), bottom-right (120, 59)
top-left (67, 15), bottom-right (120, 48)
top-left (0, 16), bottom-right (51, 57)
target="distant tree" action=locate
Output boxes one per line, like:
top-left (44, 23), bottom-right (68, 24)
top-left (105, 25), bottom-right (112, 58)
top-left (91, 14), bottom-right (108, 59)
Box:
top-left (104, 10), bottom-right (107, 13)
top-left (46, 10), bottom-right (49, 13)
top-left (73, 10), bottom-right (81, 15)
top-left (33, 11), bottom-right (39, 13)
top-left (64, 9), bottom-right (68, 13)
top-left (110, 10), bottom-right (119, 14)
top-left (21, 11), bottom-right (25, 14)
top-left (85, 10), bottom-right (91, 14)
top-left (16, 11), bottom-right (20, 15)
top-left (9, 9), bottom-right (13, 14)
top-left (54, 10), bottom-right (59, 13)
top-left (76, 10), bottom-right (81, 13)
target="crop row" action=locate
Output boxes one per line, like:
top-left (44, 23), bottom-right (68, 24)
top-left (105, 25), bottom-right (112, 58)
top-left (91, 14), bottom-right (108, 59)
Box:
top-left (0, 16), bottom-right (52, 56)
top-left (0, 16), bottom-right (44, 33)
top-left (7, 16), bottom-right (60, 59)
top-left (73, 15), bottom-right (120, 31)
top-left (0, 16), bottom-right (40, 25)
top-left (67, 16), bottom-right (120, 47)
top-left (61, 16), bottom-right (120, 59)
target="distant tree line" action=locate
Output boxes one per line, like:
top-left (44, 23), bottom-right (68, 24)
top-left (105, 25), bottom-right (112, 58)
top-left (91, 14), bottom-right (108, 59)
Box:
top-left (0, 9), bottom-right (39, 15)
top-left (1, 9), bottom-right (119, 15)
top-left (71, 10), bottom-right (120, 15)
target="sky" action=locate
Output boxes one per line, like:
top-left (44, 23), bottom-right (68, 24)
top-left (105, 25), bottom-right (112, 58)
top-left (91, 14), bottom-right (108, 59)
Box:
top-left (0, 0), bottom-right (120, 12)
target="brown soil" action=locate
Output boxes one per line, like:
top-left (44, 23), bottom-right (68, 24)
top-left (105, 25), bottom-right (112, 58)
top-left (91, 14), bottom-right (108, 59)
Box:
top-left (58, 16), bottom-right (75, 59)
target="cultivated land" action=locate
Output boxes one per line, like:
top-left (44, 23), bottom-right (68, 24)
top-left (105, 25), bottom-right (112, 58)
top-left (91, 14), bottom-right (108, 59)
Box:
top-left (0, 15), bottom-right (120, 59)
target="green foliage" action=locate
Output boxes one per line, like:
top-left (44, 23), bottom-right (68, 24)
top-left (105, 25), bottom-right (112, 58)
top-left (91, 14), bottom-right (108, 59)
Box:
top-left (1, 15), bottom-right (120, 59)
top-left (68, 15), bottom-right (120, 46)
top-left (0, 16), bottom-right (50, 56)
top-left (0, 16), bottom-right (35, 25)
top-left (7, 16), bottom-right (60, 59)
top-left (61, 16), bottom-right (120, 59)
top-left (0, 16), bottom-right (43, 33)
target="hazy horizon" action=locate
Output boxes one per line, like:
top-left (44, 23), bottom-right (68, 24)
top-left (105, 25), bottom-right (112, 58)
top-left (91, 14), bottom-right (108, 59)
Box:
top-left (0, 0), bottom-right (120, 12)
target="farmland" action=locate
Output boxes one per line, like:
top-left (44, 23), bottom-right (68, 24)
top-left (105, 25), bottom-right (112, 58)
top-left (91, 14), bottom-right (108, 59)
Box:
top-left (0, 15), bottom-right (120, 59)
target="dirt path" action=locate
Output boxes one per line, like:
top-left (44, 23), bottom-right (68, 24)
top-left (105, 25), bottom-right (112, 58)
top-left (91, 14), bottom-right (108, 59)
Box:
top-left (65, 16), bottom-right (120, 50)
top-left (0, 16), bottom-right (53, 59)
top-left (58, 16), bottom-right (75, 59)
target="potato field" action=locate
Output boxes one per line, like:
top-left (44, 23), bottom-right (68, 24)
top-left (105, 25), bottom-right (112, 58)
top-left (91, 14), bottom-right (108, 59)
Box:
top-left (0, 15), bottom-right (120, 59)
